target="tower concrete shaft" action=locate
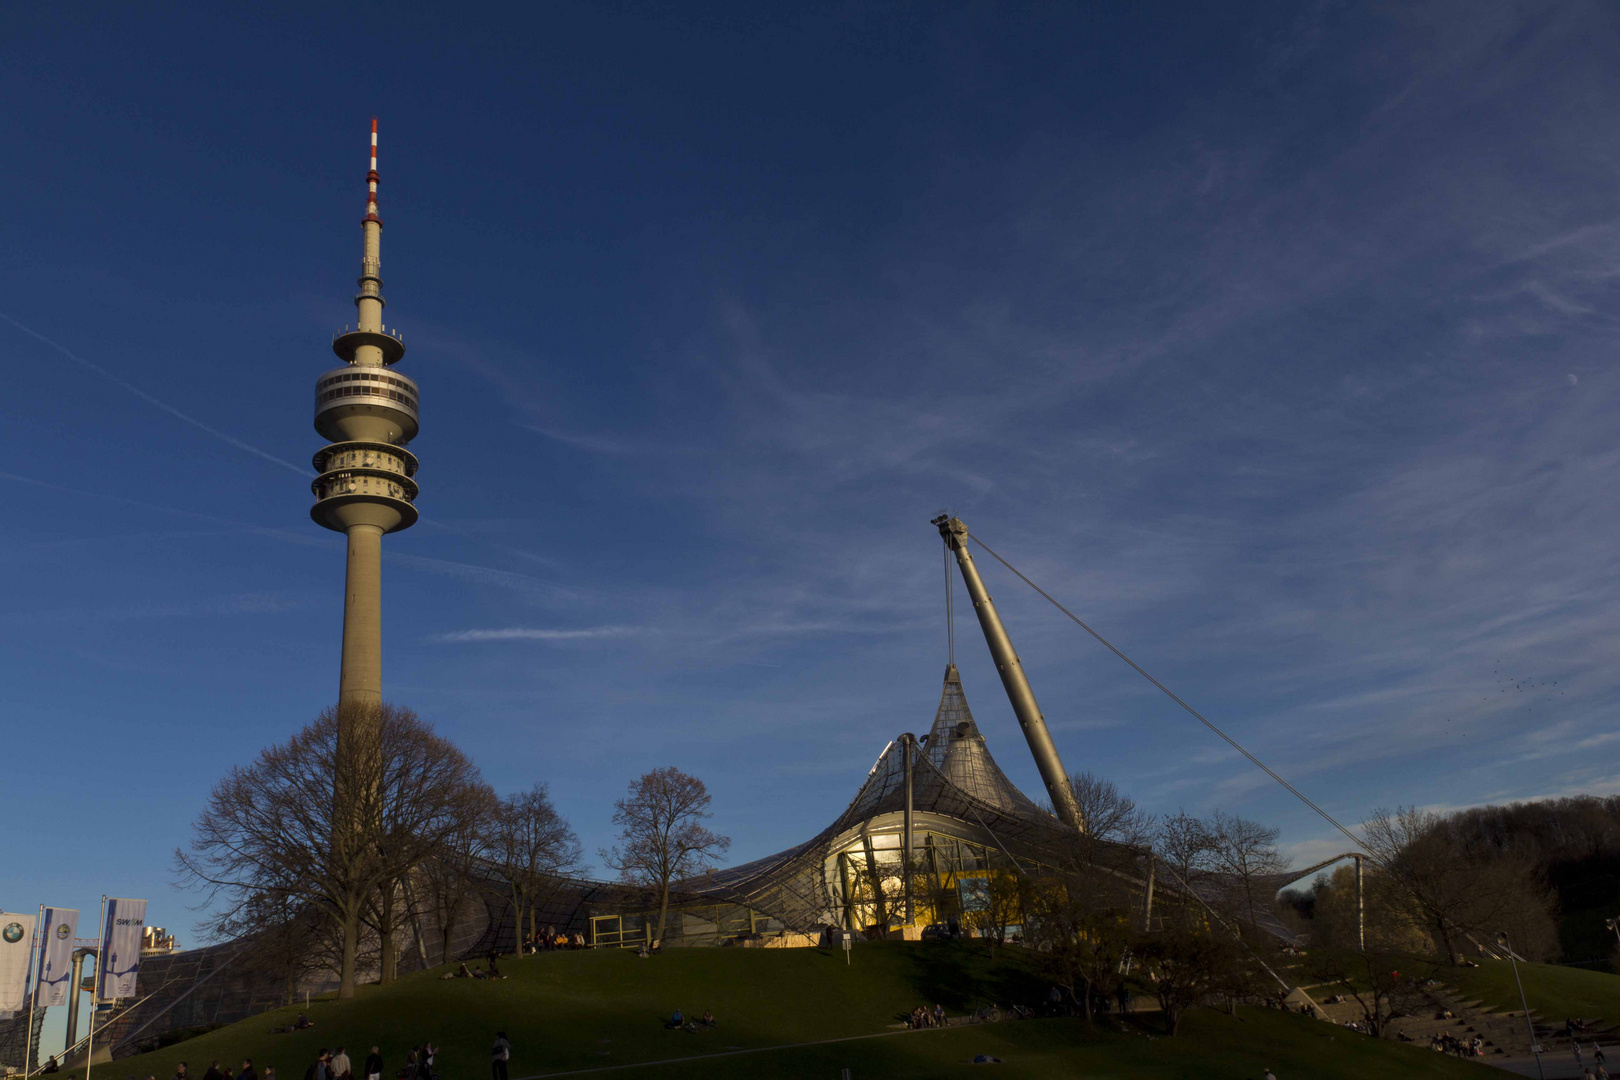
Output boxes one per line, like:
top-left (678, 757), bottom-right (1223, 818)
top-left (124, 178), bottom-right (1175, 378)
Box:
top-left (932, 515), bottom-right (1086, 832)
top-left (312, 119), bottom-right (420, 710)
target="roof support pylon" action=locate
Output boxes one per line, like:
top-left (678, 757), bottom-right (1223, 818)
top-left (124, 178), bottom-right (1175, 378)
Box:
top-left (932, 515), bottom-right (1087, 832)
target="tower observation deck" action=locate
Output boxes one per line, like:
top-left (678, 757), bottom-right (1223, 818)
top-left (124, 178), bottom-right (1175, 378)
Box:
top-left (312, 119), bottom-right (419, 708)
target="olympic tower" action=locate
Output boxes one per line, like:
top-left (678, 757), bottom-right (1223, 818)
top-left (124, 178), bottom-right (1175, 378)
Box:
top-left (310, 120), bottom-right (420, 709)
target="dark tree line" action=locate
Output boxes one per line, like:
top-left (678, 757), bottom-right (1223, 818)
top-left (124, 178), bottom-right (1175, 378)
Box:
top-left (1284, 799), bottom-right (1586, 969)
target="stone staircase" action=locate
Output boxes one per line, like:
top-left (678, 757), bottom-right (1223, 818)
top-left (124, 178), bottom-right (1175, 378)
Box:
top-left (1304, 977), bottom-right (1618, 1068)
top-left (1429, 983), bottom-right (1617, 1056)
top-left (1383, 984), bottom-right (1523, 1056)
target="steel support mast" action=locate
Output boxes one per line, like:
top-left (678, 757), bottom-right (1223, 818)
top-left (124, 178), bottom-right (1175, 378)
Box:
top-left (933, 515), bottom-right (1086, 831)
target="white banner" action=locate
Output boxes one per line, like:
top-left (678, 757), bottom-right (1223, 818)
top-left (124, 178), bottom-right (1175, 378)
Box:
top-left (34, 908), bottom-right (79, 1008)
top-left (0, 913), bottom-right (38, 1019)
top-left (95, 899), bottom-right (146, 1002)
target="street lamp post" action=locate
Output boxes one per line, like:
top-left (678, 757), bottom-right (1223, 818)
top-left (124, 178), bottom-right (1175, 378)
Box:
top-left (1604, 916), bottom-right (1619, 950)
top-left (1499, 931), bottom-right (1544, 1080)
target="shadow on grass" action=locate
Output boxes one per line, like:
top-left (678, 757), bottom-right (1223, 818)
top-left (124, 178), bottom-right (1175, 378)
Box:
top-left (901, 941), bottom-right (1048, 1012)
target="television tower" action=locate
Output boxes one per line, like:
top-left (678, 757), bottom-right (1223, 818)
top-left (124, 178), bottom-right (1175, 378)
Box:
top-left (311, 119), bottom-right (420, 709)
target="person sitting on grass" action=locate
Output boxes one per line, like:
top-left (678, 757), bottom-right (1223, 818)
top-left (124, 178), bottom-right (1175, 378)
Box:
top-left (700, 1010), bottom-right (716, 1029)
top-left (666, 1008), bottom-right (684, 1030)
top-left (294, 1013), bottom-right (315, 1030)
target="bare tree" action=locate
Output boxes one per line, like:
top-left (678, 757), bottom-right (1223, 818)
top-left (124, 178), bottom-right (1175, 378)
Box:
top-left (1206, 810), bottom-right (1289, 929)
top-left (487, 785), bottom-right (584, 956)
top-left (199, 885), bottom-right (333, 1006)
top-left (176, 702), bottom-right (486, 998)
top-left (1306, 944), bottom-right (1433, 1038)
top-left (1138, 923), bottom-right (1247, 1036)
top-left (1022, 868), bottom-right (1137, 1020)
top-left (1154, 810), bottom-right (1217, 895)
top-left (1067, 772), bottom-right (1154, 848)
top-left (418, 782), bottom-right (498, 965)
top-left (962, 872), bottom-right (1022, 954)
top-left (600, 767), bottom-right (731, 946)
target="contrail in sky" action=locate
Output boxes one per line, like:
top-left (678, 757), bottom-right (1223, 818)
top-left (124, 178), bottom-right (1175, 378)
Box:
top-left (0, 311), bottom-right (308, 475)
top-left (0, 469), bottom-right (320, 545)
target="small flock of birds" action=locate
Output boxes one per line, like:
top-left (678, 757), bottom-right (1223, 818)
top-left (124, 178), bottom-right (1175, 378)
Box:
top-left (1433, 669), bottom-right (1570, 738)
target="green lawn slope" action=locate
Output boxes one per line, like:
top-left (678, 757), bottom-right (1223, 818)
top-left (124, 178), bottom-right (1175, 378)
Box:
top-left (87, 944), bottom-right (1495, 1080)
top-left (1443, 958), bottom-right (1620, 1026)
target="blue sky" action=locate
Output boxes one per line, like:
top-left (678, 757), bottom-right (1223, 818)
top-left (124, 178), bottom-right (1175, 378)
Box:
top-left (5, 0), bottom-right (1620, 960)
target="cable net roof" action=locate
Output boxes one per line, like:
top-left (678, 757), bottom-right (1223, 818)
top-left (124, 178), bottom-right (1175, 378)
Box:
top-left (921, 664), bottom-right (1051, 820)
top-left (677, 665), bottom-right (1083, 931)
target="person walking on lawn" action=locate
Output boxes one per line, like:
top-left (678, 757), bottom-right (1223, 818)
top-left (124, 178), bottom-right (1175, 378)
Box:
top-left (491, 1031), bottom-right (512, 1080)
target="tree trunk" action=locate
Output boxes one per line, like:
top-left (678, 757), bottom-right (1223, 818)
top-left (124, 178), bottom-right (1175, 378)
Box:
top-left (1433, 917), bottom-right (1457, 965)
top-left (655, 881), bottom-right (672, 946)
top-left (338, 906), bottom-right (359, 999)
top-left (379, 886), bottom-right (396, 984)
top-left (1081, 977), bottom-right (1093, 1022)
top-left (509, 886), bottom-right (526, 957)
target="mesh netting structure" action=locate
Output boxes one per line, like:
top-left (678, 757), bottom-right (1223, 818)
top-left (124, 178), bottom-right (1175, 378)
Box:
top-left (667, 664), bottom-right (1132, 936)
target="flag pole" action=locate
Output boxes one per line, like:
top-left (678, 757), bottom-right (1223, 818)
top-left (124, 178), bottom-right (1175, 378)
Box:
top-left (22, 905), bottom-right (41, 1080)
top-left (84, 897), bottom-right (105, 1080)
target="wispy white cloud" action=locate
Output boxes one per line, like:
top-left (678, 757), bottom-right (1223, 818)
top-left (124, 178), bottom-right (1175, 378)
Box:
top-left (9, 592), bottom-right (306, 626)
top-left (431, 625), bottom-right (651, 643)
top-left (519, 423), bottom-right (688, 458)
top-left (386, 553), bottom-right (584, 605)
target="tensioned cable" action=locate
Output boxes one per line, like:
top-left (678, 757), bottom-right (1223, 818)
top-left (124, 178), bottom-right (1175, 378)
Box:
top-left (943, 539), bottom-right (956, 666)
top-left (965, 531), bottom-right (1376, 864)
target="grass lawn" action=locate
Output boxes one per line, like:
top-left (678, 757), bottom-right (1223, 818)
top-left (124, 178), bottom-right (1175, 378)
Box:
top-left (87, 943), bottom-right (1496, 1080)
top-left (1443, 958), bottom-right (1620, 1025)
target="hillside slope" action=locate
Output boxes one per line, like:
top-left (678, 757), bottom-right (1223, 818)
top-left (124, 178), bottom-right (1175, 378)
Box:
top-left (93, 943), bottom-right (1493, 1080)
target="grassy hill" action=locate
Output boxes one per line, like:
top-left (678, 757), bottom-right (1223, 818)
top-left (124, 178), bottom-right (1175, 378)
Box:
top-left (1442, 958), bottom-right (1620, 1025)
top-left (88, 943), bottom-right (1496, 1080)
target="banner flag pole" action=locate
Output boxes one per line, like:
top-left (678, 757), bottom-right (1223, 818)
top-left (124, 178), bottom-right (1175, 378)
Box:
top-left (84, 896), bottom-right (105, 1080)
top-left (22, 905), bottom-right (41, 1080)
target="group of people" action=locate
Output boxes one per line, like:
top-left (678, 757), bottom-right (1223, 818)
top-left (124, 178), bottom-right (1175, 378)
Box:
top-left (170, 1060), bottom-right (272, 1080)
top-left (299, 1044), bottom-right (385, 1080)
top-left (1427, 1030), bottom-right (1485, 1057)
top-left (1571, 1038), bottom-right (1610, 1078)
top-left (521, 927), bottom-right (586, 952)
top-left (663, 1008), bottom-right (717, 1032)
top-left (907, 1004), bottom-right (947, 1029)
top-left (447, 960), bottom-right (505, 981)
top-left (162, 1035), bottom-right (519, 1080)
top-left (441, 950), bottom-right (509, 980)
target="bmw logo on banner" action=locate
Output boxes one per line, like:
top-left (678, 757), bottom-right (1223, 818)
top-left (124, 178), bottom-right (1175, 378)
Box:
top-left (0, 912), bottom-right (38, 1017)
